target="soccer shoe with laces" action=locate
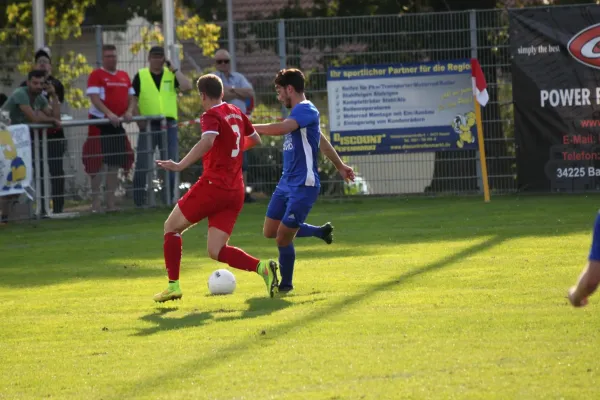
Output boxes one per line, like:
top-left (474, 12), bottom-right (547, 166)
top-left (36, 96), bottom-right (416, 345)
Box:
top-left (321, 222), bottom-right (334, 244)
top-left (258, 260), bottom-right (280, 298)
top-left (153, 285), bottom-right (183, 303)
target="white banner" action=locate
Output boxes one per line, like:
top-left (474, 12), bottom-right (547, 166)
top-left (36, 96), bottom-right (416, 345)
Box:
top-left (327, 60), bottom-right (478, 155)
top-left (0, 124), bottom-right (33, 197)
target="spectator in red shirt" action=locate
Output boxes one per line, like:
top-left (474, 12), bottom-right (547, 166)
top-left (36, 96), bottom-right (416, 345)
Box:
top-left (85, 44), bottom-right (136, 212)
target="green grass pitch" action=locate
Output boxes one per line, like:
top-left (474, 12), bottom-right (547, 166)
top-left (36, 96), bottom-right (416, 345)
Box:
top-left (1, 195), bottom-right (599, 399)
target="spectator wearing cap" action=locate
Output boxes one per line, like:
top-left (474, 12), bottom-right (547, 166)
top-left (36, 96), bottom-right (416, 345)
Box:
top-left (19, 47), bottom-right (67, 215)
top-left (212, 49), bottom-right (256, 203)
top-left (130, 46), bottom-right (192, 206)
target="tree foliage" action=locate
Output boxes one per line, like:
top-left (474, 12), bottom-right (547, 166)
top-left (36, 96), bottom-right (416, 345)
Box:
top-left (128, 0), bottom-right (220, 60)
top-left (0, 0), bottom-right (95, 108)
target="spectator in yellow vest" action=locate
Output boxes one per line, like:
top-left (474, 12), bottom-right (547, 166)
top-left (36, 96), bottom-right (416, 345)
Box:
top-left (131, 46), bottom-right (192, 206)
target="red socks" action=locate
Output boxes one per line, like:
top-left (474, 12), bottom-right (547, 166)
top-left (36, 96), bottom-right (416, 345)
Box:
top-left (164, 232), bottom-right (182, 281)
top-left (164, 234), bottom-right (258, 280)
top-left (218, 245), bottom-right (260, 272)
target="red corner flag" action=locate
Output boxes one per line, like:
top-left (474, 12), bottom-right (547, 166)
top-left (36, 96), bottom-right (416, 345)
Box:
top-left (471, 58), bottom-right (489, 107)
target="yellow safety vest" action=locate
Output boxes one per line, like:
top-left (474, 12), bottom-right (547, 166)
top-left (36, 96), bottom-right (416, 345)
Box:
top-left (138, 67), bottom-right (178, 120)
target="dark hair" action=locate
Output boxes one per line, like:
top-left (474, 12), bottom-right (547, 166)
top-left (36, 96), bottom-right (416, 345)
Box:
top-left (196, 74), bottom-right (223, 99)
top-left (149, 46), bottom-right (165, 56)
top-left (102, 44), bottom-right (117, 52)
top-left (34, 48), bottom-right (51, 63)
top-left (27, 70), bottom-right (46, 80)
top-left (274, 68), bottom-right (305, 93)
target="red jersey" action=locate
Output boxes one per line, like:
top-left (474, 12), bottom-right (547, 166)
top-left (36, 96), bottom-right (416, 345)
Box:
top-left (86, 68), bottom-right (134, 118)
top-left (200, 102), bottom-right (257, 190)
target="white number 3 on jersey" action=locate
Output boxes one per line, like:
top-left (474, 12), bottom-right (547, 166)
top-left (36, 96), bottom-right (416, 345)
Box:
top-left (231, 124), bottom-right (241, 157)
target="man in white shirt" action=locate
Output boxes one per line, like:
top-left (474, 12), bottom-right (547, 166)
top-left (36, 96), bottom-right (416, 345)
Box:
top-left (212, 49), bottom-right (256, 203)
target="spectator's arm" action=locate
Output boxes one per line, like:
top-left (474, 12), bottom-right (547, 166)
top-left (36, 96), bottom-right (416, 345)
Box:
top-left (19, 104), bottom-right (59, 124)
top-left (231, 87), bottom-right (253, 100)
top-left (223, 87), bottom-right (236, 101)
top-left (125, 86), bottom-right (137, 116)
top-left (88, 94), bottom-right (115, 117)
top-left (43, 95), bottom-right (61, 120)
top-left (231, 74), bottom-right (254, 100)
top-left (54, 79), bottom-right (65, 104)
top-left (41, 84), bottom-right (60, 119)
top-left (127, 96), bottom-right (138, 115)
top-left (174, 70), bottom-right (192, 92)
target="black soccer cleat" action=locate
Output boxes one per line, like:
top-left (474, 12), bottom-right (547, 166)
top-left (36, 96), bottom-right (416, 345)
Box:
top-left (278, 284), bottom-right (294, 294)
top-left (321, 222), bottom-right (334, 245)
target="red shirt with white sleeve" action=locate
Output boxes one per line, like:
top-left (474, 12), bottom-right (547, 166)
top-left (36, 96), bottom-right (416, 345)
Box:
top-left (200, 102), bottom-right (258, 190)
top-left (86, 68), bottom-right (134, 118)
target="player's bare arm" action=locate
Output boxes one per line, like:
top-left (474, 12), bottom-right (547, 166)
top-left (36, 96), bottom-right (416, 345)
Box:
top-left (319, 132), bottom-right (355, 182)
top-left (254, 119), bottom-right (299, 136)
top-left (156, 133), bottom-right (217, 172)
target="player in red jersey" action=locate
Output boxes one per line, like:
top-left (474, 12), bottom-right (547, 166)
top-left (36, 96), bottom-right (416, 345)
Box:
top-left (153, 73), bottom-right (280, 302)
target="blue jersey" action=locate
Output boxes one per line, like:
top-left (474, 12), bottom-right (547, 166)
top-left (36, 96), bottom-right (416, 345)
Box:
top-left (281, 101), bottom-right (321, 188)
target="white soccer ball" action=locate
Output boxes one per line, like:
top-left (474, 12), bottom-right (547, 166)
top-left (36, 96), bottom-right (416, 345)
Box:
top-left (208, 269), bottom-right (236, 295)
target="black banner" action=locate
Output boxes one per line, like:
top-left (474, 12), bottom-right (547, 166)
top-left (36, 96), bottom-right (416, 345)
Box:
top-left (510, 6), bottom-right (600, 192)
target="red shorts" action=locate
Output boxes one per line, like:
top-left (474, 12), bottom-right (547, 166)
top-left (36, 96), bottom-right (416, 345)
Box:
top-left (178, 178), bottom-right (245, 235)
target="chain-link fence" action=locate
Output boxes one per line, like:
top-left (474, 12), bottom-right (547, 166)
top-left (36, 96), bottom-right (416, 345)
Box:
top-left (3, 6), bottom-right (579, 220)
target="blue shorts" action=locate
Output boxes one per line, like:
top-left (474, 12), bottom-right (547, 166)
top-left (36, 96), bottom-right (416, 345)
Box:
top-left (590, 212), bottom-right (600, 261)
top-left (266, 185), bottom-right (319, 229)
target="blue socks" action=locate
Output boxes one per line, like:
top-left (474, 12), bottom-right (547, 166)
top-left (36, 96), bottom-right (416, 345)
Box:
top-left (296, 223), bottom-right (322, 238)
top-left (278, 243), bottom-right (296, 287)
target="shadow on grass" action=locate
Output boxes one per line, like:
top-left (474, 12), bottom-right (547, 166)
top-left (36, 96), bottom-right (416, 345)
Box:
top-left (113, 235), bottom-right (504, 399)
top-left (1, 195), bottom-right (597, 287)
top-left (132, 297), bottom-right (304, 337)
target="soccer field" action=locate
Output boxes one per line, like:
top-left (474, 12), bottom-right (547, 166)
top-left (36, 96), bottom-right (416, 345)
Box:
top-left (1, 195), bottom-right (599, 399)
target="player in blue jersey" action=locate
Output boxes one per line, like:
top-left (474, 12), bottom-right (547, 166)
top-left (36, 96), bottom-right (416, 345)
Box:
top-left (567, 212), bottom-right (600, 307)
top-left (254, 68), bottom-right (355, 293)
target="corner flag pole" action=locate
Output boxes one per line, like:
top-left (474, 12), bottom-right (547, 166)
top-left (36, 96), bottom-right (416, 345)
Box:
top-left (474, 98), bottom-right (491, 203)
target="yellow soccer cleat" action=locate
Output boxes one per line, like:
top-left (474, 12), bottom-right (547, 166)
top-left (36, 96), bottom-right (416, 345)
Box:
top-left (153, 282), bottom-right (183, 303)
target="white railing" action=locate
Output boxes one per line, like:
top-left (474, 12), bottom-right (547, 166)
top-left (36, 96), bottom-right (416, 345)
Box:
top-left (27, 114), bottom-right (174, 219)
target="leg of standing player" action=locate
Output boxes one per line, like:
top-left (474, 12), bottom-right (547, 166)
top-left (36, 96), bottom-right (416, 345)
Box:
top-left (154, 181), bottom-right (280, 303)
top-left (264, 186), bottom-right (294, 292)
top-left (206, 185), bottom-right (280, 298)
top-left (568, 212), bottom-right (600, 307)
top-left (264, 186), bottom-right (319, 293)
top-left (207, 226), bottom-right (280, 298)
top-left (154, 203), bottom-right (191, 302)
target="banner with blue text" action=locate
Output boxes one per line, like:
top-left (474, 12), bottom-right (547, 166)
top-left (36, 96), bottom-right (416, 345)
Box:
top-left (327, 59), bottom-right (477, 156)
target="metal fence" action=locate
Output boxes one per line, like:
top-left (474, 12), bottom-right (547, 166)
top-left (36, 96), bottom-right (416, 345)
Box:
top-left (0, 116), bottom-right (174, 222)
top-left (0, 7), bottom-right (536, 217)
